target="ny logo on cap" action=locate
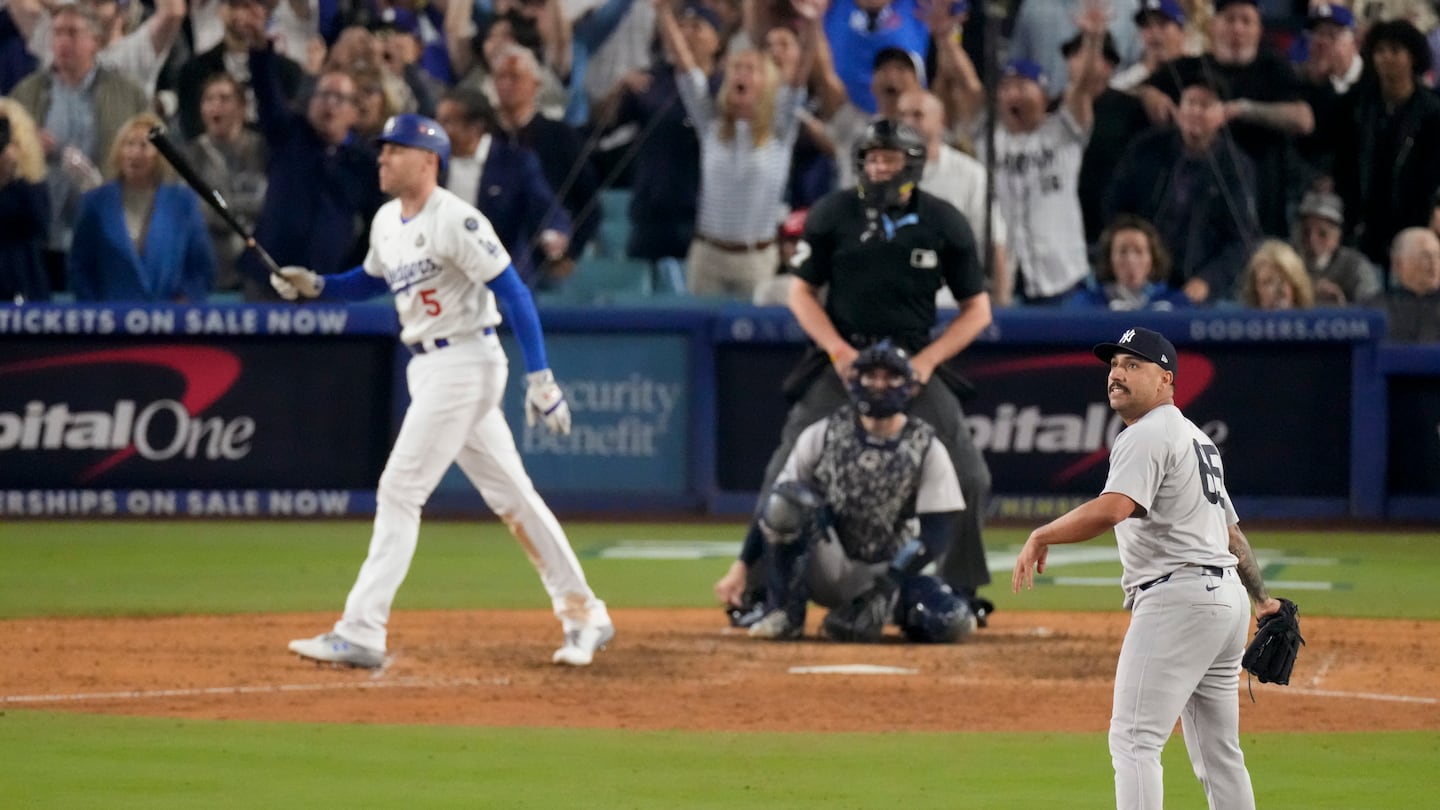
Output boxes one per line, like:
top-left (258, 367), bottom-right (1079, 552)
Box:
top-left (1119, 329), bottom-right (1136, 344)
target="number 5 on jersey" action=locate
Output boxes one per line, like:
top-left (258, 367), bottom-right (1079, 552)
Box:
top-left (420, 288), bottom-right (441, 316)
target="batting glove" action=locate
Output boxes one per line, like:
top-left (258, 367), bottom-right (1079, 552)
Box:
top-left (525, 369), bottom-right (572, 435)
top-left (271, 266), bottom-right (324, 301)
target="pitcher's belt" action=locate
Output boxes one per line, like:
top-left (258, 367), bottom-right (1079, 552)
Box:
top-left (1139, 565), bottom-right (1226, 591)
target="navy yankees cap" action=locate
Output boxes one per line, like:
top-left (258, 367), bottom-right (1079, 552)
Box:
top-left (1094, 327), bottom-right (1179, 375)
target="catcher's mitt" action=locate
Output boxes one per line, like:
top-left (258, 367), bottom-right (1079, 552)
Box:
top-left (1242, 598), bottom-right (1304, 686)
top-left (821, 586), bottom-right (897, 643)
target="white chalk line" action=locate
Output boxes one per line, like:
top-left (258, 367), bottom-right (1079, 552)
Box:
top-left (1307, 651), bottom-right (1337, 688)
top-left (1270, 686), bottom-right (1436, 705)
top-left (1, 676), bottom-right (509, 706)
top-left (789, 664), bottom-right (919, 676)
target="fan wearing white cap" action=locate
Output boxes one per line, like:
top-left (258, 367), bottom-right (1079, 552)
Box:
top-left (1293, 190), bottom-right (1381, 305)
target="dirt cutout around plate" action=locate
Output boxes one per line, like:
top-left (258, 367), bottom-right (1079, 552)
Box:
top-left (2, 610), bottom-right (1437, 733)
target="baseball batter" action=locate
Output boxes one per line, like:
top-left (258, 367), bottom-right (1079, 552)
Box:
top-left (273, 114), bottom-right (614, 668)
top-left (1012, 327), bottom-right (1284, 810)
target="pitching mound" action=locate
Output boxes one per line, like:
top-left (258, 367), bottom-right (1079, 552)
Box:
top-left (3, 610), bottom-right (1437, 733)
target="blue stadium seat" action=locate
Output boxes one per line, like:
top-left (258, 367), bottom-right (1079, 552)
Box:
top-left (608, 291), bottom-right (736, 309)
top-left (593, 188), bottom-right (633, 259)
top-left (560, 256), bottom-right (653, 304)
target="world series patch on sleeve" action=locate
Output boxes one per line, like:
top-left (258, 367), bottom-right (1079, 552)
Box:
top-left (1242, 598), bottom-right (1305, 686)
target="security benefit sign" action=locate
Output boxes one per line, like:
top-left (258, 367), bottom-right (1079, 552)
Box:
top-left (500, 333), bottom-right (689, 493)
top-left (0, 340), bottom-right (393, 491)
top-left (952, 343), bottom-right (1351, 500)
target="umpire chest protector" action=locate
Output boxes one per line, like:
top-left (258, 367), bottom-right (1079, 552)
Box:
top-left (794, 189), bottom-right (985, 350)
top-left (813, 407), bottom-right (935, 563)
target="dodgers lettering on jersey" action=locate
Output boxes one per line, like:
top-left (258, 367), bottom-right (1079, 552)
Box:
top-left (1101, 404), bottom-right (1240, 600)
top-left (363, 187), bottom-right (512, 345)
top-left (978, 109), bottom-right (1090, 298)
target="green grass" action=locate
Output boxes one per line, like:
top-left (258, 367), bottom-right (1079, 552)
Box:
top-left (2, 711), bottom-right (1436, 809)
top-left (0, 521), bottom-right (744, 617)
top-left (1, 521), bottom-right (1437, 808)
top-left (1, 522), bottom-right (1437, 619)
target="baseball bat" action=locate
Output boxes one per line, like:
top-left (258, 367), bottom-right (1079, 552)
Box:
top-left (147, 125), bottom-right (283, 278)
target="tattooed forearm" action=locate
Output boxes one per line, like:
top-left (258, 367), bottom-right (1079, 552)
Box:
top-left (1228, 525), bottom-right (1270, 603)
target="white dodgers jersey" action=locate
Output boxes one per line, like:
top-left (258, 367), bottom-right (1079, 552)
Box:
top-left (363, 187), bottom-right (513, 345)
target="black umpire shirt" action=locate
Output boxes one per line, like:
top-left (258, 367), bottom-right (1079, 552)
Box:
top-left (792, 188), bottom-right (986, 352)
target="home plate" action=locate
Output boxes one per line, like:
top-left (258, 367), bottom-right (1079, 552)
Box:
top-left (788, 664), bottom-right (919, 675)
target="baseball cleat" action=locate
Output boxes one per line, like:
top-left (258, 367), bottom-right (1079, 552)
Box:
top-left (552, 624), bottom-right (615, 667)
top-left (972, 597), bottom-right (995, 629)
top-left (747, 610), bottom-right (803, 640)
top-left (288, 632), bottom-right (385, 669)
top-left (727, 602), bottom-right (768, 629)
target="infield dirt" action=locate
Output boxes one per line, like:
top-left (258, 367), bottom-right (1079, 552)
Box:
top-left (3, 610), bottom-right (1437, 732)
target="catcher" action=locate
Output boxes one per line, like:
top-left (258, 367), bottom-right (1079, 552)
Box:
top-left (714, 342), bottom-right (977, 643)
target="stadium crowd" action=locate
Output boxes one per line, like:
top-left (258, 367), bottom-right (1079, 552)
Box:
top-left (1, 0), bottom-right (1438, 339)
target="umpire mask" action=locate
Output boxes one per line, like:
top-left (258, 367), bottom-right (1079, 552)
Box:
top-left (854, 119), bottom-right (926, 214)
top-left (849, 341), bottom-right (917, 419)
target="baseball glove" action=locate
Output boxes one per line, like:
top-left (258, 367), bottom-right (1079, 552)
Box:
top-left (1242, 598), bottom-right (1304, 685)
top-left (821, 586), bottom-right (897, 643)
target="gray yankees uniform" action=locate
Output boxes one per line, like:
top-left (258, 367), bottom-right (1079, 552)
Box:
top-left (1097, 329), bottom-right (1254, 810)
top-left (1105, 403), bottom-right (1253, 809)
top-left (782, 407), bottom-right (965, 607)
top-left (746, 341), bottom-right (977, 644)
top-left (1015, 326), bottom-right (1265, 809)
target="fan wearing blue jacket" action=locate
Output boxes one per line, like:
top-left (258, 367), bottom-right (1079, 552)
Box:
top-left (69, 113), bottom-right (214, 302)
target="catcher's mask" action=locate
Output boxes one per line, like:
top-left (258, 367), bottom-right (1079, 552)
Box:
top-left (853, 119), bottom-right (926, 213)
top-left (849, 340), bottom-right (917, 419)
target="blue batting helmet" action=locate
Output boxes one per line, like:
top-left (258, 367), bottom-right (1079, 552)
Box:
top-left (377, 113), bottom-right (451, 170)
top-left (896, 575), bottom-right (975, 643)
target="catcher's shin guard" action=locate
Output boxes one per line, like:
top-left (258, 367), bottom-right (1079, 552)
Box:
top-left (763, 541), bottom-right (811, 629)
top-left (759, 480), bottom-right (827, 545)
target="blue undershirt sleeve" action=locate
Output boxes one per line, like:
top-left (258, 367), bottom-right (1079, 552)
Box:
top-left (912, 512), bottom-right (957, 571)
top-left (882, 512), bottom-right (957, 583)
top-left (486, 264), bottom-right (550, 373)
top-left (319, 265), bottom-right (389, 301)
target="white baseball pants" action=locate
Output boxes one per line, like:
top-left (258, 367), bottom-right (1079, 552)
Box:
top-left (1110, 566), bottom-right (1254, 810)
top-left (333, 336), bottom-right (608, 650)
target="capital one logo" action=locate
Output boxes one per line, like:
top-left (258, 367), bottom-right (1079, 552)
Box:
top-left (0, 347), bottom-right (251, 481)
top-left (964, 350), bottom-right (1215, 484)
